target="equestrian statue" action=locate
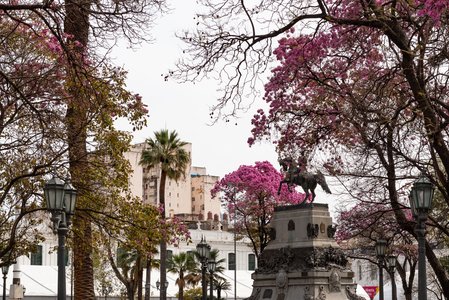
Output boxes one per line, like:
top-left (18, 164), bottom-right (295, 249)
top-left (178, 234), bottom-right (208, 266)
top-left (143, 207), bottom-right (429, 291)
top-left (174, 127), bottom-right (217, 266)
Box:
top-left (277, 157), bottom-right (331, 202)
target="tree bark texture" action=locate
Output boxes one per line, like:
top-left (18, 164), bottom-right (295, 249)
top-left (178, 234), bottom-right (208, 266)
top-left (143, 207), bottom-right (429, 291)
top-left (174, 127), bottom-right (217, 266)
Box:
top-left (64, 0), bottom-right (95, 299)
top-left (159, 171), bottom-right (167, 300)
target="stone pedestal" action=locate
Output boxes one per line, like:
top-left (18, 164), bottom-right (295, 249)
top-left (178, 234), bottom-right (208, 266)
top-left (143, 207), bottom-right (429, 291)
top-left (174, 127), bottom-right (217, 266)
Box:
top-left (247, 203), bottom-right (362, 300)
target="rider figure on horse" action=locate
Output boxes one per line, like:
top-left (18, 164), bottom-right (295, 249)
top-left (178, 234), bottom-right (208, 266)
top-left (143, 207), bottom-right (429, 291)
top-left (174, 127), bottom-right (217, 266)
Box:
top-left (285, 154), bottom-right (307, 182)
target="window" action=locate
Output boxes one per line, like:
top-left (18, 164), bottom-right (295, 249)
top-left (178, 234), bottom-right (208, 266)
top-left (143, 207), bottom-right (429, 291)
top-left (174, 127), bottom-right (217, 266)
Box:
top-left (288, 220), bottom-right (295, 231)
top-left (30, 245), bottom-right (43, 265)
top-left (167, 250), bottom-right (173, 269)
top-left (192, 187), bottom-right (195, 191)
top-left (192, 197), bottom-right (195, 202)
top-left (228, 253), bottom-right (236, 270)
top-left (248, 254), bottom-right (256, 270)
top-left (177, 193), bottom-right (179, 197)
top-left (369, 263), bottom-right (377, 280)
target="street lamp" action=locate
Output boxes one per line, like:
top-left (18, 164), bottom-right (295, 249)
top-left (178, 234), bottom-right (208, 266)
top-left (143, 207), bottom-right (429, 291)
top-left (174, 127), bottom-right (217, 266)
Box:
top-left (227, 183), bottom-right (237, 300)
top-left (208, 258), bottom-right (216, 300)
top-left (44, 177), bottom-right (77, 300)
top-left (387, 254), bottom-right (397, 300)
top-left (409, 174), bottom-right (434, 300)
top-left (156, 279), bottom-right (168, 291)
top-left (375, 239), bottom-right (387, 300)
top-left (196, 236), bottom-right (210, 300)
top-left (2, 265), bottom-right (9, 300)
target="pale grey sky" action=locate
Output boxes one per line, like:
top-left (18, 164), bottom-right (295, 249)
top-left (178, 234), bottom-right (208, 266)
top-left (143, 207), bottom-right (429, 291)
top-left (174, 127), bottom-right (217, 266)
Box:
top-left (112, 0), bottom-right (343, 211)
top-left (113, 0), bottom-right (278, 179)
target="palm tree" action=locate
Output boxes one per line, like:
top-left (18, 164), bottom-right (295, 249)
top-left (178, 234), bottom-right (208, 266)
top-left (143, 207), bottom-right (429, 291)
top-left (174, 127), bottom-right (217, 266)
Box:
top-left (168, 252), bottom-right (197, 300)
top-left (190, 248), bottom-right (227, 299)
top-left (140, 129), bottom-right (190, 300)
top-left (214, 278), bottom-right (232, 300)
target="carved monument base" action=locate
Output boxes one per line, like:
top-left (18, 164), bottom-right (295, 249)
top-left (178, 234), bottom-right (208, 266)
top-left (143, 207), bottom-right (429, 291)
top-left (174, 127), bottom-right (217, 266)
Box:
top-left (247, 203), bottom-right (362, 300)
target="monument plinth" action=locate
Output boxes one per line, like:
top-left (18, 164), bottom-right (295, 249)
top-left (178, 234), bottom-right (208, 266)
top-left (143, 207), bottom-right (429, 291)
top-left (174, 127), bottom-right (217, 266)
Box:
top-left (248, 203), bottom-right (362, 300)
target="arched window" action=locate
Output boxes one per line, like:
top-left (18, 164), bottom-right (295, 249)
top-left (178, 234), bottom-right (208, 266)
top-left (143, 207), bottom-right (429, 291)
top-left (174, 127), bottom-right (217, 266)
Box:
top-left (288, 220), bottom-right (295, 231)
top-left (223, 213), bottom-right (228, 222)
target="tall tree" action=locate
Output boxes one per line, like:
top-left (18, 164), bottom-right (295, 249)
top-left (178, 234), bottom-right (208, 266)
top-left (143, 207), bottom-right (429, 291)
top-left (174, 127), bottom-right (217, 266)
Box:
top-left (167, 252), bottom-right (197, 300)
top-left (211, 161), bottom-right (303, 259)
top-left (140, 129), bottom-right (190, 300)
top-left (0, 15), bottom-right (148, 284)
top-left (176, 1), bottom-right (449, 296)
top-left (1, 1), bottom-right (171, 298)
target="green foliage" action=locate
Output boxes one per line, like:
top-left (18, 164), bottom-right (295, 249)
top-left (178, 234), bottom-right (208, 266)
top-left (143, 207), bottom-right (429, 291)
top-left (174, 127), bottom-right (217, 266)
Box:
top-left (181, 287), bottom-right (202, 300)
top-left (214, 278), bottom-right (232, 300)
top-left (168, 252), bottom-right (198, 300)
top-left (140, 129), bottom-right (190, 183)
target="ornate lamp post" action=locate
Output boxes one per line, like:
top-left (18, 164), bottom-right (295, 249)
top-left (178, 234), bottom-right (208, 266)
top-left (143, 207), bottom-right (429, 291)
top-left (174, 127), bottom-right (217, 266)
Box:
top-left (387, 254), bottom-right (397, 300)
top-left (208, 258), bottom-right (216, 300)
top-left (2, 265), bottom-right (9, 300)
top-left (196, 236), bottom-right (211, 300)
top-left (409, 174), bottom-right (434, 300)
top-left (156, 279), bottom-right (168, 292)
top-left (44, 177), bottom-right (77, 300)
top-left (375, 239), bottom-right (387, 300)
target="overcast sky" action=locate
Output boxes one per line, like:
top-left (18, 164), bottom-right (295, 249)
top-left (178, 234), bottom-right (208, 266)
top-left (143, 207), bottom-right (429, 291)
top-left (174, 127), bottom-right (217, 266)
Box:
top-left (112, 0), bottom-right (343, 210)
top-left (113, 0), bottom-right (279, 179)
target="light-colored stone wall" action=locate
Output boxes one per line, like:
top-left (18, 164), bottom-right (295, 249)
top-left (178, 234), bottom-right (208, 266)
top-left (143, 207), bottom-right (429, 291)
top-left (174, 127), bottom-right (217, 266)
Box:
top-left (191, 167), bottom-right (220, 221)
top-left (266, 204), bottom-right (337, 250)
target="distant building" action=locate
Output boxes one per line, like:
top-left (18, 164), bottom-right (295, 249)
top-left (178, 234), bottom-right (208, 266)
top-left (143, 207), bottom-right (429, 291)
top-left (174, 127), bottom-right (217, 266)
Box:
top-left (124, 143), bottom-right (222, 221)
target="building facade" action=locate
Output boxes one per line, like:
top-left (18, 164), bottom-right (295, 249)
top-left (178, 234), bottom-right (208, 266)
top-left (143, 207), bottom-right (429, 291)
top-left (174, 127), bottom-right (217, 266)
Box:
top-left (124, 143), bottom-right (222, 221)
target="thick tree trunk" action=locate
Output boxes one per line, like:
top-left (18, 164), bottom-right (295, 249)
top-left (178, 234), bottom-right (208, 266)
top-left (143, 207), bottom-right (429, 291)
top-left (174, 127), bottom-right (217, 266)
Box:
top-left (72, 216), bottom-right (95, 299)
top-left (160, 171), bottom-right (167, 300)
top-left (64, 0), bottom-right (95, 299)
top-left (127, 284), bottom-right (135, 300)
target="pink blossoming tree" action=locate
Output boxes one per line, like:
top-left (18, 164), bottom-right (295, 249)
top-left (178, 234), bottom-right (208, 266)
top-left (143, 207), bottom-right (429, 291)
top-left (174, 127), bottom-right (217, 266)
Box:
top-left (211, 161), bottom-right (304, 259)
top-left (336, 201), bottom-right (418, 300)
top-left (177, 0), bottom-right (449, 296)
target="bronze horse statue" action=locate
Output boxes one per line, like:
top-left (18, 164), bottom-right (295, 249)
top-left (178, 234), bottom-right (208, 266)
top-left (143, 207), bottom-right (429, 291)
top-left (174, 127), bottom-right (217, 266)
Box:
top-left (277, 157), bottom-right (331, 202)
